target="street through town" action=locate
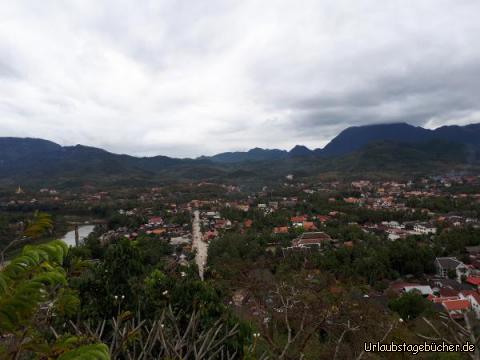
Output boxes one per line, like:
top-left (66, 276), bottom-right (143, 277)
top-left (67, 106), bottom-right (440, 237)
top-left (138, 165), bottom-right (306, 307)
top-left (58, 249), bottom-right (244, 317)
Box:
top-left (192, 210), bottom-right (208, 280)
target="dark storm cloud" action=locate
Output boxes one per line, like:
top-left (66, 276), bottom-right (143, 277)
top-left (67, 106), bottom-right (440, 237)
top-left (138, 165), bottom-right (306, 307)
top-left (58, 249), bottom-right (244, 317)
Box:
top-left (0, 0), bottom-right (479, 156)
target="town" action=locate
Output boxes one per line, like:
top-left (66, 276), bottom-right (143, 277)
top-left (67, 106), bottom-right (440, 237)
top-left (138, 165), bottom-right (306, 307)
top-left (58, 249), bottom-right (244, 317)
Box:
top-left (2, 172), bottom-right (480, 358)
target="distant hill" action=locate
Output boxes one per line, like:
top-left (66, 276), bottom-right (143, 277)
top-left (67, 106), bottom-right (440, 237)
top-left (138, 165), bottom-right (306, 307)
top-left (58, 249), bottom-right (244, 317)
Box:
top-left (289, 145), bottom-right (314, 158)
top-left (202, 147), bottom-right (288, 163)
top-left (1, 122), bottom-right (479, 186)
top-left (329, 140), bottom-right (473, 173)
top-left (321, 122), bottom-right (480, 156)
top-left (201, 122), bottom-right (480, 162)
top-left (0, 138), bottom-right (189, 186)
top-left (204, 145), bottom-right (318, 163)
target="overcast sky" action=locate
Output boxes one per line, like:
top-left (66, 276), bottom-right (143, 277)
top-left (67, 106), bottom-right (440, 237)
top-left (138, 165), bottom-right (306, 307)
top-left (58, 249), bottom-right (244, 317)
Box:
top-left (1, 1), bottom-right (479, 157)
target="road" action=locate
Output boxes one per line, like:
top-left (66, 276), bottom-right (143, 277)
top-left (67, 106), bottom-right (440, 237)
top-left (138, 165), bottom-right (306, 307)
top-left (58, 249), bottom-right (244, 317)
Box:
top-left (192, 210), bottom-right (208, 280)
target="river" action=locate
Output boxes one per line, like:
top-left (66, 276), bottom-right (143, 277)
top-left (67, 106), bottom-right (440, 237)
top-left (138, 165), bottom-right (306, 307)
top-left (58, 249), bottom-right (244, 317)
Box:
top-left (61, 225), bottom-right (95, 247)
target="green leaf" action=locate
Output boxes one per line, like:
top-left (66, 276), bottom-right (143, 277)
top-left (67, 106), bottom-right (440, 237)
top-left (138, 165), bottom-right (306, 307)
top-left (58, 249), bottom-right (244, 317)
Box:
top-left (57, 343), bottom-right (110, 360)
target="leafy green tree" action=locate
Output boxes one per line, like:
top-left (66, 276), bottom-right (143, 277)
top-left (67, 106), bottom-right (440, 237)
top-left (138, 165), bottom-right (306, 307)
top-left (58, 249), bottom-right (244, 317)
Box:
top-left (0, 240), bottom-right (109, 359)
top-left (1, 212), bottom-right (54, 266)
top-left (389, 292), bottom-right (432, 320)
top-left (75, 238), bottom-right (145, 319)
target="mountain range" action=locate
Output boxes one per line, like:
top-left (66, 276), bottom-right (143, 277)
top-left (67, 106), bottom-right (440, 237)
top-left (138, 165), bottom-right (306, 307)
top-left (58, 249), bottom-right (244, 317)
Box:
top-left (1, 122), bottom-right (479, 187)
top-left (203, 122), bottom-right (480, 162)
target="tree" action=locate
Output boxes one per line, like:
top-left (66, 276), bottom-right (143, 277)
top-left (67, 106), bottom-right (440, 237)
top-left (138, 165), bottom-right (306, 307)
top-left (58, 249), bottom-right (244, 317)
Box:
top-left (0, 240), bottom-right (109, 359)
top-left (389, 292), bottom-right (431, 320)
top-left (1, 211), bottom-right (54, 266)
top-left (75, 238), bottom-right (145, 319)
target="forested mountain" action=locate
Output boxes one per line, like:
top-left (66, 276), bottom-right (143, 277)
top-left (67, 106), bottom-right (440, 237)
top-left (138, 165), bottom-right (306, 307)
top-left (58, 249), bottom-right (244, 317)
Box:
top-left (200, 122), bottom-right (480, 162)
top-left (321, 122), bottom-right (480, 156)
top-left (1, 123), bottom-right (479, 186)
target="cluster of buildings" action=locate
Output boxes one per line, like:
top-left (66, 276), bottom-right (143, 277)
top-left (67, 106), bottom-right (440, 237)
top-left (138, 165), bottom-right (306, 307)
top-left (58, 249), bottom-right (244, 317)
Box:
top-left (386, 255), bottom-right (480, 320)
top-left (363, 221), bottom-right (437, 241)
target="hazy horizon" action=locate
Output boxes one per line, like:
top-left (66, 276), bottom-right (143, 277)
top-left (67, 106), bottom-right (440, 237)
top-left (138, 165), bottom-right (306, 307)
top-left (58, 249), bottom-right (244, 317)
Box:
top-left (1, 1), bottom-right (480, 157)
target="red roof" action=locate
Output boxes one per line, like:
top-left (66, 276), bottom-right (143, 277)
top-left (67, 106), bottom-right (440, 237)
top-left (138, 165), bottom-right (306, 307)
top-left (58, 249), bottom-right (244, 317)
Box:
top-left (148, 216), bottom-right (163, 224)
top-left (151, 228), bottom-right (166, 235)
top-left (273, 226), bottom-right (289, 234)
top-left (291, 216), bottom-right (307, 223)
top-left (302, 222), bottom-right (318, 231)
top-left (430, 296), bottom-right (459, 304)
top-left (204, 230), bottom-right (217, 240)
top-left (466, 276), bottom-right (480, 286)
top-left (442, 299), bottom-right (470, 311)
top-left (315, 215), bottom-right (331, 223)
top-left (461, 290), bottom-right (480, 304)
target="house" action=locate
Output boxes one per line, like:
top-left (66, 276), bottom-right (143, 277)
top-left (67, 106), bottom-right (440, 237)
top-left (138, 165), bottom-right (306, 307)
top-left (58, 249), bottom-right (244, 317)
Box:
top-left (148, 216), bottom-right (164, 226)
top-left (273, 226), bottom-right (289, 234)
top-left (170, 236), bottom-right (191, 246)
top-left (203, 230), bottom-right (218, 241)
top-left (435, 257), bottom-right (469, 282)
top-left (388, 282), bottom-right (433, 296)
top-left (442, 299), bottom-right (471, 319)
top-left (315, 215), bottom-right (331, 223)
top-left (268, 201), bottom-right (279, 210)
top-left (291, 232), bottom-right (333, 249)
top-left (386, 228), bottom-right (408, 241)
top-left (414, 223), bottom-right (437, 235)
top-left (302, 221), bottom-right (318, 231)
top-left (403, 285), bottom-right (434, 296)
top-left (235, 204), bottom-right (250, 212)
top-left (351, 180), bottom-right (371, 189)
top-left (214, 219), bottom-right (231, 229)
top-left (466, 276), bottom-right (480, 289)
top-left (460, 290), bottom-right (480, 318)
top-left (291, 216), bottom-right (307, 227)
top-left (151, 228), bottom-right (166, 235)
top-left (178, 253), bottom-right (189, 267)
top-left (344, 197), bottom-right (361, 204)
top-left (438, 287), bottom-right (460, 298)
top-left (384, 221), bottom-right (405, 229)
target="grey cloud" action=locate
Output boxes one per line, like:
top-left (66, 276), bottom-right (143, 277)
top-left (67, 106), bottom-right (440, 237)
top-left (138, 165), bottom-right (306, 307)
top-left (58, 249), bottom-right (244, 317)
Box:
top-left (281, 58), bottom-right (480, 140)
top-left (0, 61), bottom-right (19, 78)
top-left (0, 0), bottom-right (480, 157)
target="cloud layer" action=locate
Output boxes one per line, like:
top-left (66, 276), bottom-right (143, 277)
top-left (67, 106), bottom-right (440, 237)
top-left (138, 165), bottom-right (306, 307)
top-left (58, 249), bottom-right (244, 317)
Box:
top-left (0, 0), bottom-right (479, 157)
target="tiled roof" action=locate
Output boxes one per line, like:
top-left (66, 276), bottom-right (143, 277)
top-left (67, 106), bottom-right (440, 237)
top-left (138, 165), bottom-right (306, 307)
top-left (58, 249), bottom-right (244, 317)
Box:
top-left (302, 222), bottom-right (318, 231)
top-left (442, 299), bottom-right (470, 311)
top-left (466, 276), bottom-right (480, 286)
top-left (300, 232), bottom-right (331, 241)
top-left (461, 290), bottom-right (480, 305)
